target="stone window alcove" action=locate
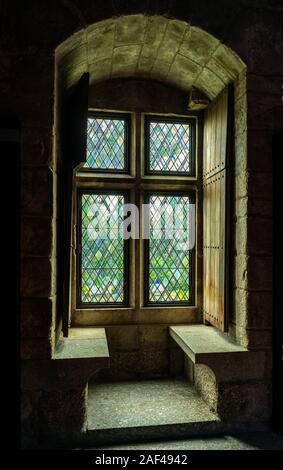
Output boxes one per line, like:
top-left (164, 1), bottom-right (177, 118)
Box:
top-left (55, 16), bottom-right (247, 362)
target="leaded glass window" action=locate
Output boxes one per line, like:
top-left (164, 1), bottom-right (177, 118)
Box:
top-left (78, 191), bottom-right (128, 305)
top-left (74, 109), bottom-right (197, 311)
top-left (145, 193), bottom-right (194, 304)
top-left (145, 116), bottom-right (195, 175)
top-left (83, 112), bottom-right (130, 172)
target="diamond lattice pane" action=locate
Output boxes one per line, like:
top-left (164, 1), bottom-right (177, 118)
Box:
top-left (80, 193), bottom-right (125, 304)
top-left (148, 194), bottom-right (192, 303)
top-left (84, 116), bottom-right (126, 171)
top-left (148, 120), bottom-right (192, 173)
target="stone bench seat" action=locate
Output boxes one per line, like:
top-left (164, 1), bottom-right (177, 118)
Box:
top-left (170, 324), bottom-right (247, 358)
top-left (169, 324), bottom-right (265, 383)
top-left (169, 324), bottom-right (248, 377)
top-left (54, 327), bottom-right (109, 368)
top-left (22, 327), bottom-right (110, 391)
top-left (169, 324), bottom-right (268, 423)
top-left (22, 328), bottom-right (110, 441)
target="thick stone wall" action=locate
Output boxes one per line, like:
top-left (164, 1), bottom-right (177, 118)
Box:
top-left (231, 73), bottom-right (282, 376)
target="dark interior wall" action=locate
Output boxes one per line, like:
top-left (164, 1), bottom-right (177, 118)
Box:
top-left (1, 0), bottom-right (283, 74)
top-left (4, 0), bottom-right (281, 447)
top-left (273, 129), bottom-right (283, 433)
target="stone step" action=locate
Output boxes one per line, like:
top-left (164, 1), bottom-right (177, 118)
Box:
top-left (84, 379), bottom-right (226, 446)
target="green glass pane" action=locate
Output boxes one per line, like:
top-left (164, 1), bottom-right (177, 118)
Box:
top-left (80, 193), bottom-right (125, 304)
top-left (84, 116), bottom-right (126, 170)
top-left (148, 194), bottom-right (192, 303)
top-left (149, 121), bottom-right (191, 173)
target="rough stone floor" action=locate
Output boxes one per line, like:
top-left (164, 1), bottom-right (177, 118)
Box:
top-left (84, 379), bottom-right (283, 450)
top-left (87, 379), bottom-right (219, 430)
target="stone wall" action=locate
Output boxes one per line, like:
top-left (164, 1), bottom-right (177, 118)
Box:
top-left (2, 0), bottom-right (280, 447)
top-left (231, 73), bottom-right (282, 354)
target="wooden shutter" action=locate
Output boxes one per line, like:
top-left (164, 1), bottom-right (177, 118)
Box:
top-left (60, 73), bottom-right (89, 337)
top-left (203, 86), bottom-right (232, 331)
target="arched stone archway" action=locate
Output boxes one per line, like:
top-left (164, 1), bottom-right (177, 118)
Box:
top-left (56, 15), bottom-right (245, 100)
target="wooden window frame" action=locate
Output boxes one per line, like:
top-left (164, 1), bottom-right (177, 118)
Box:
top-left (71, 111), bottom-right (201, 322)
